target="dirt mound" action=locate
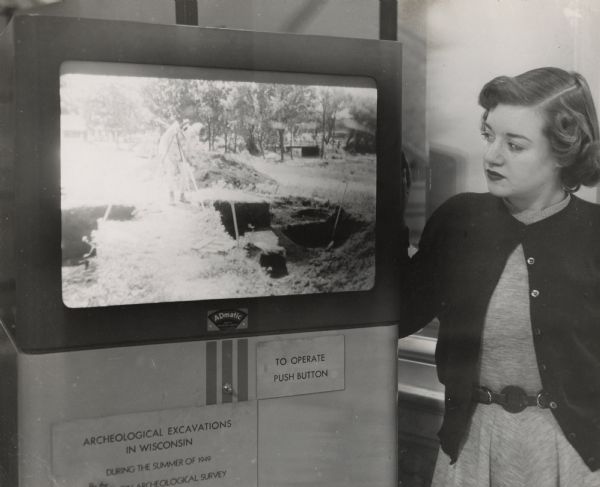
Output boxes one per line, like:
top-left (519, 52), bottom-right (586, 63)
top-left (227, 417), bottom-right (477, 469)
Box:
top-left (288, 221), bottom-right (376, 293)
top-left (190, 152), bottom-right (277, 192)
top-left (62, 205), bottom-right (136, 263)
top-left (260, 220), bottom-right (376, 295)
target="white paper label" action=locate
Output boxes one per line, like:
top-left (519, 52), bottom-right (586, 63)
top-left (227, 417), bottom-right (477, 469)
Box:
top-left (256, 335), bottom-right (345, 399)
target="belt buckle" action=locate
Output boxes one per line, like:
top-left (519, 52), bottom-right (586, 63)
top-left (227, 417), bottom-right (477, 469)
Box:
top-left (536, 391), bottom-right (550, 409)
top-left (500, 385), bottom-right (528, 413)
top-left (479, 386), bottom-right (493, 404)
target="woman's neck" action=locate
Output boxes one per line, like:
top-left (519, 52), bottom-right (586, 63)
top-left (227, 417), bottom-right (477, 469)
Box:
top-left (504, 188), bottom-right (567, 214)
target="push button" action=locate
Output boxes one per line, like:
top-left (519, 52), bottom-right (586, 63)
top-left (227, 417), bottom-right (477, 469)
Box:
top-left (531, 289), bottom-right (540, 298)
top-left (526, 257), bottom-right (535, 265)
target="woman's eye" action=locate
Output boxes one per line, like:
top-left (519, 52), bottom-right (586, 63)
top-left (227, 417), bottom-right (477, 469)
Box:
top-left (507, 142), bottom-right (524, 152)
top-left (481, 131), bottom-right (493, 142)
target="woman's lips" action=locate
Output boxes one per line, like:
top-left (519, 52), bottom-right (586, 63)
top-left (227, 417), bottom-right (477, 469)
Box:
top-left (486, 169), bottom-right (505, 181)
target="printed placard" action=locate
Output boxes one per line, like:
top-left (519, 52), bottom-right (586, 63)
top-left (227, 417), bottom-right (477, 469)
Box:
top-left (256, 335), bottom-right (345, 399)
top-left (52, 402), bottom-right (257, 487)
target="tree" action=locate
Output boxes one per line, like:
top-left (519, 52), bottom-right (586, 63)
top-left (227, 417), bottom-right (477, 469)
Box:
top-left (81, 83), bottom-right (143, 143)
top-left (222, 87), bottom-right (240, 153)
top-left (142, 78), bottom-right (193, 125)
top-left (230, 84), bottom-right (261, 155)
top-left (316, 88), bottom-right (349, 158)
top-left (194, 81), bottom-right (230, 151)
top-left (269, 85), bottom-right (317, 161)
top-left (252, 83), bottom-right (275, 157)
top-left (346, 92), bottom-right (377, 154)
top-left (349, 93), bottom-right (377, 135)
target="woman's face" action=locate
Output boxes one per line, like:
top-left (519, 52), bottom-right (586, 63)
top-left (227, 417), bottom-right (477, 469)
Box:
top-left (481, 104), bottom-right (564, 211)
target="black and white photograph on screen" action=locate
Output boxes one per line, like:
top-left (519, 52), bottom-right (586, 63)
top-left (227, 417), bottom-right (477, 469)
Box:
top-left (60, 64), bottom-right (377, 307)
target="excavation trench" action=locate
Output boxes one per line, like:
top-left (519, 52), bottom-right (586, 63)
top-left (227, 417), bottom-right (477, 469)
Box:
top-left (212, 197), bottom-right (366, 277)
top-left (213, 199), bottom-right (363, 248)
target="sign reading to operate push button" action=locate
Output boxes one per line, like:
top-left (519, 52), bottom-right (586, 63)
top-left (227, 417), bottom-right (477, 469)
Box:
top-left (256, 335), bottom-right (345, 399)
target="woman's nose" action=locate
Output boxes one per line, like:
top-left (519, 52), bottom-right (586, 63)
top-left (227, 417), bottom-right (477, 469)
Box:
top-left (484, 140), bottom-right (504, 166)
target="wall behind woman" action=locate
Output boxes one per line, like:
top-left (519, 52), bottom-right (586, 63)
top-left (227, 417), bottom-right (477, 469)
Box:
top-left (426, 0), bottom-right (600, 207)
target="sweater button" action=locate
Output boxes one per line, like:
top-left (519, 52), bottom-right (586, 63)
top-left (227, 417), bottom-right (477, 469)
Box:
top-left (549, 401), bottom-right (558, 409)
top-left (588, 457), bottom-right (597, 467)
top-left (568, 432), bottom-right (577, 440)
top-left (445, 395), bottom-right (458, 410)
top-left (531, 289), bottom-right (540, 298)
top-left (526, 257), bottom-right (535, 265)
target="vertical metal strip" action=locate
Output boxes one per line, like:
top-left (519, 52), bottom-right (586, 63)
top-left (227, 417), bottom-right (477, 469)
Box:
top-left (237, 339), bottom-right (248, 402)
top-left (222, 340), bottom-right (233, 403)
top-left (379, 0), bottom-right (398, 41)
top-left (206, 341), bottom-right (217, 405)
top-left (174, 0), bottom-right (199, 26)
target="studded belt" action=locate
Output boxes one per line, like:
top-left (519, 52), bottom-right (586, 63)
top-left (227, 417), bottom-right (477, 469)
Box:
top-left (473, 385), bottom-right (556, 413)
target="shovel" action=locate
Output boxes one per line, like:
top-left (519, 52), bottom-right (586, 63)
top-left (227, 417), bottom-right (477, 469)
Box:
top-left (327, 181), bottom-right (349, 249)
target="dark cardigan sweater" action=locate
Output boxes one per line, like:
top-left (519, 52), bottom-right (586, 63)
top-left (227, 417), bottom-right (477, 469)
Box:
top-left (404, 192), bottom-right (600, 471)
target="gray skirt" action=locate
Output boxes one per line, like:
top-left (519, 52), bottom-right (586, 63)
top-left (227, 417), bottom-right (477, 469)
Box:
top-left (431, 403), bottom-right (600, 487)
